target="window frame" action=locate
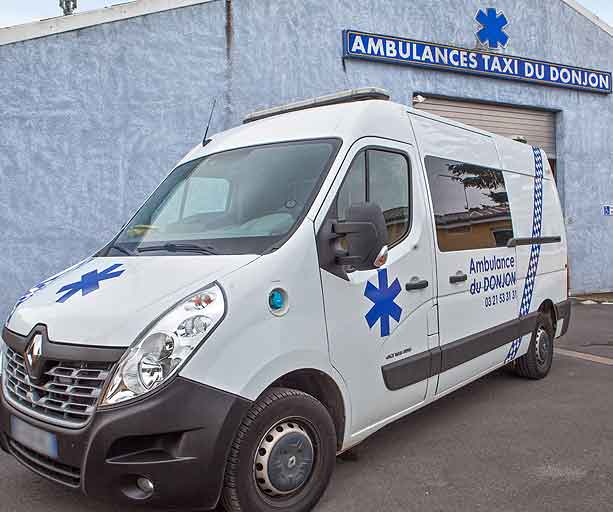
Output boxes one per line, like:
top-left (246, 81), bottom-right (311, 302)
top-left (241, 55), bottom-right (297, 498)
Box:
top-left (332, 145), bottom-right (413, 250)
top-left (424, 155), bottom-right (515, 253)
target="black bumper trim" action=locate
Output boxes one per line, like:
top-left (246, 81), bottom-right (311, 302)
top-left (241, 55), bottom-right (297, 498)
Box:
top-left (556, 299), bottom-right (572, 337)
top-left (382, 313), bottom-right (539, 391)
top-left (8, 439), bottom-right (81, 488)
top-left (1, 377), bottom-right (252, 510)
top-left (0, 429), bottom-right (9, 453)
top-left (383, 349), bottom-right (433, 391)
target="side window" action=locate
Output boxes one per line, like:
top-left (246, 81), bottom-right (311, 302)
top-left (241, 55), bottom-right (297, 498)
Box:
top-left (337, 152), bottom-right (366, 221)
top-left (425, 156), bottom-right (514, 252)
top-left (369, 150), bottom-right (410, 246)
top-left (335, 149), bottom-right (411, 246)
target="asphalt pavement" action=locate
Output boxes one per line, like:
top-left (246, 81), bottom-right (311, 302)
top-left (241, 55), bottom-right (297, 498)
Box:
top-left (1, 303), bottom-right (611, 512)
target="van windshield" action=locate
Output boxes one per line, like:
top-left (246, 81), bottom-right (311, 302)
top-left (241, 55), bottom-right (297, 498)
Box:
top-left (106, 139), bottom-right (340, 256)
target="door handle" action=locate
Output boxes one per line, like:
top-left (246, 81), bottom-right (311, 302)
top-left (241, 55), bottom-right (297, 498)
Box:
top-left (406, 279), bottom-right (429, 291)
top-left (449, 272), bottom-right (468, 284)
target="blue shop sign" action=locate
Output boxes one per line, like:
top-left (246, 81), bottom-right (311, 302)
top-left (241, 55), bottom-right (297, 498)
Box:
top-left (342, 30), bottom-right (612, 95)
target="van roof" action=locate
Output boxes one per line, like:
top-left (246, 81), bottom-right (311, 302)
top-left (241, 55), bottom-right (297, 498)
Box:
top-left (180, 96), bottom-right (547, 178)
top-left (182, 99), bottom-right (411, 163)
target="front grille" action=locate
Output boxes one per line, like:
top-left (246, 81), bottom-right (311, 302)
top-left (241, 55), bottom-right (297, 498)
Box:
top-left (8, 438), bottom-right (80, 488)
top-left (3, 347), bottom-right (113, 428)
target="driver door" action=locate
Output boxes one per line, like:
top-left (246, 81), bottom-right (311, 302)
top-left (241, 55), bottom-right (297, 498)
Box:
top-left (316, 139), bottom-right (437, 439)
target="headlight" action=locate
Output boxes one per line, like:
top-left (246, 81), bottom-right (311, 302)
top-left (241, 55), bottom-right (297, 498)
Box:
top-left (101, 283), bottom-right (225, 406)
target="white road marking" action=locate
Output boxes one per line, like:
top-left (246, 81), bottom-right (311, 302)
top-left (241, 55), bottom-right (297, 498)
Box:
top-left (556, 348), bottom-right (613, 366)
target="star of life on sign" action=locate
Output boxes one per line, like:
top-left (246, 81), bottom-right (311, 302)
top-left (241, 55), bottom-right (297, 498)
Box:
top-left (475, 8), bottom-right (509, 49)
top-left (343, 30), bottom-right (612, 94)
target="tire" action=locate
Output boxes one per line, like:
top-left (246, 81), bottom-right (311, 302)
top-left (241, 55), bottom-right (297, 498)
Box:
top-left (222, 387), bottom-right (337, 512)
top-left (514, 313), bottom-right (554, 379)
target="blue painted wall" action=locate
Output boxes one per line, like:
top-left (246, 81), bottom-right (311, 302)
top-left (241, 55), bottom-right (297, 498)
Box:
top-left (1, 0), bottom-right (612, 322)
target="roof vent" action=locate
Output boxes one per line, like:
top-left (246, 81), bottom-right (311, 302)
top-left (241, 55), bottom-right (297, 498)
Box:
top-left (243, 87), bottom-right (391, 124)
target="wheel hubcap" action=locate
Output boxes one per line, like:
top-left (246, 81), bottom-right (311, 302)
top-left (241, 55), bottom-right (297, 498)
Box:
top-left (535, 327), bottom-right (550, 367)
top-left (254, 420), bottom-right (315, 497)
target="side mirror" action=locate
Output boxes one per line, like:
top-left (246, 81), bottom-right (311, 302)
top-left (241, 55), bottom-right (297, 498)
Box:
top-left (332, 202), bottom-right (388, 271)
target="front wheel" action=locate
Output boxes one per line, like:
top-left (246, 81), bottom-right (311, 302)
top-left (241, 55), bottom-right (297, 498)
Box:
top-left (514, 314), bottom-right (554, 379)
top-left (222, 388), bottom-right (337, 512)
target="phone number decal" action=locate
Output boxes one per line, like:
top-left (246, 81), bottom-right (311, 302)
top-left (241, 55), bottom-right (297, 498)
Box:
top-left (468, 255), bottom-right (518, 308)
top-left (484, 289), bottom-right (518, 308)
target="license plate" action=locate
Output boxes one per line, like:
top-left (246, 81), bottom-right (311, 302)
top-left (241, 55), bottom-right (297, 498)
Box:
top-left (10, 416), bottom-right (58, 459)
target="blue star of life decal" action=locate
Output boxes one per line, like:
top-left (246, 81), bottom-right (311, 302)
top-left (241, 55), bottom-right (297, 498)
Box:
top-left (6, 259), bottom-right (92, 325)
top-left (364, 268), bottom-right (402, 338)
top-left (56, 263), bottom-right (125, 303)
top-left (476, 8), bottom-right (509, 49)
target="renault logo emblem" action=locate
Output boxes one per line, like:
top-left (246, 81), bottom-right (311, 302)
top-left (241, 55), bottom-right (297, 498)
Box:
top-left (25, 334), bottom-right (45, 382)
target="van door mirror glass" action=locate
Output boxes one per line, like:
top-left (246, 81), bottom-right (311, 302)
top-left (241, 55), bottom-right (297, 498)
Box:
top-left (332, 202), bottom-right (388, 271)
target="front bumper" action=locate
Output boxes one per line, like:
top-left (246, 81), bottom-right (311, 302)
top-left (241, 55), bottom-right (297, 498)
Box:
top-left (0, 376), bottom-right (251, 510)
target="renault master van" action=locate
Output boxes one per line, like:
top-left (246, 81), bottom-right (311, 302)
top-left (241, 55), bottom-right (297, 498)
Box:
top-left (0, 88), bottom-right (570, 512)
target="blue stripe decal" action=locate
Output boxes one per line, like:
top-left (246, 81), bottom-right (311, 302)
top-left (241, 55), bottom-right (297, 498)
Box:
top-left (505, 147), bottom-right (544, 362)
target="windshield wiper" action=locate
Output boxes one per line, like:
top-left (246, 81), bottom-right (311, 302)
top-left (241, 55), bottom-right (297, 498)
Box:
top-left (137, 243), bottom-right (218, 255)
top-left (108, 243), bottom-right (136, 256)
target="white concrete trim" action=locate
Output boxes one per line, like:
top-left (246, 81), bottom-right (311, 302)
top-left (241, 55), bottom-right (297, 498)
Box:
top-left (560, 0), bottom-right (613, 38)
top-left (557, 348), bottom-right (613, 366)
top-left (0, 0), bottom-right (218, 46)
top-left (1, 0), bottom-right (611, 47)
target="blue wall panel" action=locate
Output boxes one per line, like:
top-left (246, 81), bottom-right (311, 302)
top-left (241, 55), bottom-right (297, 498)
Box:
top-left (0, 0), bottom-right (612, 323)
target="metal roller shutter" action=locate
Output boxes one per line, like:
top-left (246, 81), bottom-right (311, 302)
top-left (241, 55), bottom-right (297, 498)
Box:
top-left (414, 97), bottom-right (556, 158)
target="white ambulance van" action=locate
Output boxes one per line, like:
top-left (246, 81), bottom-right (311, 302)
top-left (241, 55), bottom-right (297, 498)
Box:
top-left (1, 88), bottom-right (570, 512)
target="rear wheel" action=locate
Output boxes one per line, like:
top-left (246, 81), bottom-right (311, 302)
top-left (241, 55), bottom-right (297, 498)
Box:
top-left (514, 314), bottom-right (554, 379)
top-left (222, 388), bottom-right (337, 512)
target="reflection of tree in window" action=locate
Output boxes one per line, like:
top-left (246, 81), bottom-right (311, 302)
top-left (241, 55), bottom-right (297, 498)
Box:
top-left (448, 164), bottom-right (509, 208)
top-left (425, 156), bottom-right (514, 252)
